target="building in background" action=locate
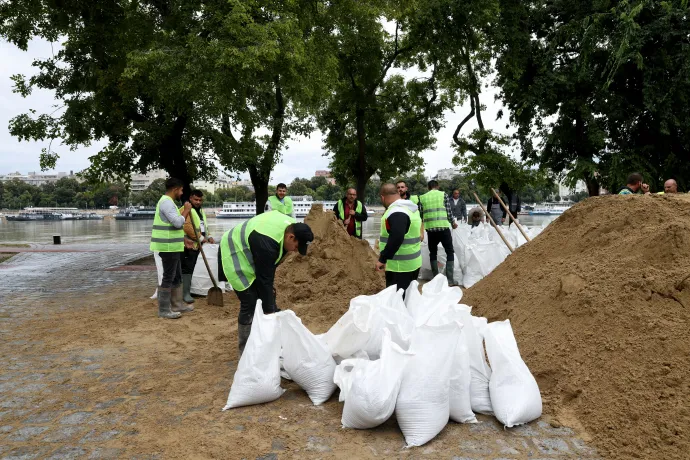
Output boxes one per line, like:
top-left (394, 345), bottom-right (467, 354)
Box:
top-left (314, 170), bottom-right (336, 185)
top-left (0, 171), bottom-right (78, 186)
top-left (130, 170), bottom-right (168, 192)
top-left (435, 167), bottom-right (462, 181)
top-left (557, 179), bottom-right (588, 199)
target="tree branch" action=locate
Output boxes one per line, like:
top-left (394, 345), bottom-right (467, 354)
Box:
top-left (367, 22), bottom-right (413, 97)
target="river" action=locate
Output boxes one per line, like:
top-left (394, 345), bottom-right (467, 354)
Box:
top-left (0, 213), bottom-right (558, 246)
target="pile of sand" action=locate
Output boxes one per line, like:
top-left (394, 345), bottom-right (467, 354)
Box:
top-left (463, 194), bottom-right (690, 459)
top-left (275, 205), bottom-right (385, 333)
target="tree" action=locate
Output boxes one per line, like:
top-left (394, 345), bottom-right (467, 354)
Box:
top-left (318, 0), bottom-right (445, 199)
top-left (2, 0), bottom-right (333, 208)
top-left (492, 0), bottom-right (690, 194)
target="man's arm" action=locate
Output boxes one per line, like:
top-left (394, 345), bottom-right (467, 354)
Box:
top-left (355, 202), bottom-right (368, 222)
top-left (183, 213), bottom-right (197, 241)
top-left (444, 193), bottom-right (454, 225)
top-left (378, 212), bottom-right (411, 263)
top-left (248, 231), bottom-right (281, 313)
top-left (160, 198), bottom-right (186, 228)
top-left (460, 198), bottom-right (467, 220)
top-left (333, 201), bottom-right (340, 220)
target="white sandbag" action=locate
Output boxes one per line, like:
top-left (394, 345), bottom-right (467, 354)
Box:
top-left (395, 322), bottom-right (462, 447)
top-left (151, 251), bottom-right (164, 298)
top-left (420, 234), bottom-right (434, 280)
top-left (409, 275), bottom-right (463, 326)
top-left (450, 329), bottom-right (477, 423)
top-left (457, 310), bottom-right (493, 415)
top-left (484, 320), bottom-right (542, 427)
top-left (278, 310), bottom-right (337, 405)
top-left (414, 302), bottom-right (477, 424)
top-left (223, 300), bottom-right (283, 409)
top-left (462, 240), bottom-right (510, 288)
top-left (322, 286), bottom-right (413, 360)
top-left (452, 226), bottom-right (470, 270)
top-left (190, 243), bottom-right (228, 295)
top-left (334, 330), bottom-right (413, 429)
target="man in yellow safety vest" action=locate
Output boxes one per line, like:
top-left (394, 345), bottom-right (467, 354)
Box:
top-left (218, 211), bottom-right (314, 356)
top-left (419, 180), bottom-right (458, 285)
top-left (333, 188), bottom-right (368, 239)
top-left (376, 183), bottom-right (423, 296)
top-left (150, 178), bottom-right (192, 319)
top-left (265, 183), bottom-right (295, 217)
top-left (180, 189), bottom-right (216, 304)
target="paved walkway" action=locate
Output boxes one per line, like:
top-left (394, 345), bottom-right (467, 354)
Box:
top-left (0, 244), bottom-right (600, 459)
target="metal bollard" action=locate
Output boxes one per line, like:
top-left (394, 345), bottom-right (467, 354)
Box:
top-left (53, 235), bottom-right (61, 245)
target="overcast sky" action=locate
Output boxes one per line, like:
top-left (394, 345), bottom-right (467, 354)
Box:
top-left (0, 39), bottom-right (511, 183)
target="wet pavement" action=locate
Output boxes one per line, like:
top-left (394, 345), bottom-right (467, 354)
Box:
top-left (0, 243), bottom-right (600, 459)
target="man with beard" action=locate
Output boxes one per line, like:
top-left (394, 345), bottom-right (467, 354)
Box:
top-left (180, 190), bottom-right (216, 304)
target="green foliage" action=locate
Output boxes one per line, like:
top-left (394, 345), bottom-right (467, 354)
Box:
top-left (0, 178), bottom-right (127, 209)
top-left (492, 0), bottom-right (690, 194)
top-left (317, 0), bottom-right (445, 198)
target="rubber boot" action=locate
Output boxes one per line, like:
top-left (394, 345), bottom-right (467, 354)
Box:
top-left (158, 287), bottom-right (181, 319)
top-left (171, 284), bottom-right (194, 313)
top-left (182, 274), bottom-right (195, 304)
top-left (238, 323), bottom-right (252, 358)
top-left (430, 259), bottom-right (439, 277)
top-left (446, 262), bottom-right (458, 287)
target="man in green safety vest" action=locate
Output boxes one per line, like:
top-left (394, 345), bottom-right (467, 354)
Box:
top-left (396, 180), bottom-right (425, 241)
top-left (265, 183), bottom-right (295, 217)
top-left (333, 188), bottom-right (368, 239)
top-left (618, 173), bottom-right (651, 195)
top-left (419, 180), bottom-right (458, 285)
top-left (150, 178), bottom-right (193, 319)
top-left (180, 190), bottom-right (216, 304)
top-left (375, 183), bottom-right (422, 295)
top-left (218, 211), bottom-right (314, 356)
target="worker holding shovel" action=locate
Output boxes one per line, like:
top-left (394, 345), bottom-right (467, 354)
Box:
top-left (180, 190), bottom-right (215, 305)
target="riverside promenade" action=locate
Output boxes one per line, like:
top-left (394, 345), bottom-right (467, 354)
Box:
top-left (0, 243), bottom-right (599, 459)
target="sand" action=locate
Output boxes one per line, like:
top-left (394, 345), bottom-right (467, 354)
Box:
top-left (463, 194), bottom-right (690, 459)
top-left (275, 205), bottom-right (386, 333)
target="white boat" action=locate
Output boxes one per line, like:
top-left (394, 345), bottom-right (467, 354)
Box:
top-left (528, 202), bottom-right (572, 215)
top-left (216, 196), bottom-right (338, 219)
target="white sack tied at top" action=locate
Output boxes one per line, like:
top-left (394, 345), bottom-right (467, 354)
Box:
top-left (484, 319), bottom-right (542, 427)
top-left (333, 329), bottom-right (414, 429)
top-left (395, 321), bottom-right (463, 447)
top-left (277, 310), bottom-right (337, 405)
top-left (322, 285), bottom-right (414, 361)
top-left (223, 300), bottom-right (283, 409)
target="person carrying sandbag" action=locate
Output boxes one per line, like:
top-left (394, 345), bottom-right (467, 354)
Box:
top-left (375, 184), bottom-right (423, 295)
top-left (217, 211), bottom-right (314, 357)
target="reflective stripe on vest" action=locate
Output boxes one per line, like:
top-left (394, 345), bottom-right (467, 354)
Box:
top-left (419, 190), bottom-right (450, 230)
top-left (336, 199), bottom-right (363, 237)
top-left (220, 211), bottom-right (295, 292)
top-left (380, 203), bottom-right (422, 273)
top-left (149, 195), bottom-right (185, 252)
top-left (269, 196), bottom-right (294, 215)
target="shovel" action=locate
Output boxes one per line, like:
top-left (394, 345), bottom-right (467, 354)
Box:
top-left (194, 229), bottom-right (224, 307)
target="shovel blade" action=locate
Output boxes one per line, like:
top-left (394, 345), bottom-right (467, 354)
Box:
top-left (207, 287), bottom-right (224, 307)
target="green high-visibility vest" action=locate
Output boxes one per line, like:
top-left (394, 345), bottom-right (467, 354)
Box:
top-left (380, 203), bottom-right (422, 273)
top-left (150, 195), bottom-right (185, 252)
top-left (220, 211), bottom-right (296, 292)
top-left (419, 190), bottom-right (450, 230)
top-left (336, 199), bottom-right (363, 238)
top-left (410, 195), bottom-right (420, 205)
top-left (268, 195), bottom-right (294, 216)
top-left (179, 206), bottom-right (209, 249)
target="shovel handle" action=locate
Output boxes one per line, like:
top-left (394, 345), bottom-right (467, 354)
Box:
top-left (491, 188), bottom-right (531, 242)
top-left (194, 229), bottom-right (219, 289)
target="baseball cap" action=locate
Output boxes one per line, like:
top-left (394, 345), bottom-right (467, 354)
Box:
top-left (292, 223), bottom-right (314, 255)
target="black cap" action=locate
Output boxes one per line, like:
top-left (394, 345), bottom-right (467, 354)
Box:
top-left (292, 223), bottom-right (314, 255)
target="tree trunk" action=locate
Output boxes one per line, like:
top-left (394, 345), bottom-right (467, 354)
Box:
top-left (355, 107), bottom-right (368, 200)
top-left (249, 165), bottom-right (270, 216)
top-left (159, 114), bottom-right (192, 200)
top-left (584, 174), bottom-right (600, 196)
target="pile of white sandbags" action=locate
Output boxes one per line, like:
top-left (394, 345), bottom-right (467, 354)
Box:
top-left (223, 275), bottom-right (542, 448)
top-left (151, 244), bottom-right (228, 299)
top-left (421, 222), bottom-right (547, 288)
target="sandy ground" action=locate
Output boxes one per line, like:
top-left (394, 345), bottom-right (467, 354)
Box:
top-left (0, 269), bottom-right (600, 460)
